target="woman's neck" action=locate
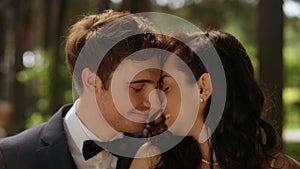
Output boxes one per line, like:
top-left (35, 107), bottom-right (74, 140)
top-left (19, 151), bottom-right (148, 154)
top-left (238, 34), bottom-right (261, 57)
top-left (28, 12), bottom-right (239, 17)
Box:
top-left (198, 140), bottom-right (215, 161)
top-left (189, 125), bottom-right (218, 164)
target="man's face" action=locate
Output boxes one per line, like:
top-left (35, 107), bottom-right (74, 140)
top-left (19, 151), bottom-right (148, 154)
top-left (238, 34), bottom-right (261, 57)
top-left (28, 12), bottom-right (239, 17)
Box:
top-left (95, 56), bottom-right (161, 134)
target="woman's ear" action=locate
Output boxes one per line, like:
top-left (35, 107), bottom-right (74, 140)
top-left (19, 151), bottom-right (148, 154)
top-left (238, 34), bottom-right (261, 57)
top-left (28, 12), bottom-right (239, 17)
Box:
top-left (81, 68), bottom-right (101, 93)
top-left (197, 73), bottom-right (213, 102)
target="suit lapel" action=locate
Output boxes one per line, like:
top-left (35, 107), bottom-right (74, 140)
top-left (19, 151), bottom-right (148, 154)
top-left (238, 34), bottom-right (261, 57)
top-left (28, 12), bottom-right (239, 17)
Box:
top-left (36, 141), bottom-right (77, 169)
top-left (36, 104), bottom-right (141, 169)
top-left (36, 104), bottom-right (77, 169)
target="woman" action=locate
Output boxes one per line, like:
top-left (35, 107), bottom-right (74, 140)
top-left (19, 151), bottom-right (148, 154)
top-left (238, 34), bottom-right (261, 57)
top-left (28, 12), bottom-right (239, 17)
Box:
top-left (130, 30), bottom-right (300, 169)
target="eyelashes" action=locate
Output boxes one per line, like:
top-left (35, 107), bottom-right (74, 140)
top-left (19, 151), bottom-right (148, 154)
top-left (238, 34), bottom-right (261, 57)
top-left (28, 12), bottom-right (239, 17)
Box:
top-left (162, 86), bottom-right (170, 92)
top-left (131, 85), bottom-right (169, 92)
top-left (131, 87), bottom-right (143, 92)
top-left (160, 78), bottom-right (170, 93)
top-left (130, 81), bottom-right (170, 93)
top-left (130, 83), bottom-right (145, 92)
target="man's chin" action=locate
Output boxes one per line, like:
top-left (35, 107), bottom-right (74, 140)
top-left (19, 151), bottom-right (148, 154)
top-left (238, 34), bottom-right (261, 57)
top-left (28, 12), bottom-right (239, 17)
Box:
top-left (124, 123), bottom-right (146, 134)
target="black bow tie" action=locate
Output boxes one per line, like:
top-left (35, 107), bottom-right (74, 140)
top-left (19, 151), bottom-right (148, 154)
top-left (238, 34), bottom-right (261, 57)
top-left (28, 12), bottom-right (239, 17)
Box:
top-left (82, 140), bottom-right (106, 160)
top-left (82, 135), bottom-right (147, 161)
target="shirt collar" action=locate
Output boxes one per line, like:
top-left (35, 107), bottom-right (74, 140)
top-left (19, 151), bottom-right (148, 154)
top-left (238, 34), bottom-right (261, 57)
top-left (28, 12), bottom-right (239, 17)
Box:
top-left (64, 99), bottom-right (123, 154)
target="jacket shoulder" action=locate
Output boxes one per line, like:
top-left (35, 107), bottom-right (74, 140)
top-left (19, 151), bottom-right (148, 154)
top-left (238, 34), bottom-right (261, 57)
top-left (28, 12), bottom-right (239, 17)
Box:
top-left (0, 104), bottom-right (72, 169)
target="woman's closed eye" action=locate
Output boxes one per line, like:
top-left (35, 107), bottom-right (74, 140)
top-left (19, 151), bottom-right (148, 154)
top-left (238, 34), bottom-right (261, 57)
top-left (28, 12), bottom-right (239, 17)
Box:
top-left (130, 84), bottom-right (144, 92)
top-left (162, 86), bottom-right (170, 92)
top-left (131, 87), bottom-right (142, 92)
top-left (160, 74), bottom-right (171, 93)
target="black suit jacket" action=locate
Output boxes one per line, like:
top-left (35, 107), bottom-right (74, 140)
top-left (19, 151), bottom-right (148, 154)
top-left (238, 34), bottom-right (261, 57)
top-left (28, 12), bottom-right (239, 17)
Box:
top-left (0, 104), bottom-right (133, 169)
top-left (0, 104), bottom-right (77, 169)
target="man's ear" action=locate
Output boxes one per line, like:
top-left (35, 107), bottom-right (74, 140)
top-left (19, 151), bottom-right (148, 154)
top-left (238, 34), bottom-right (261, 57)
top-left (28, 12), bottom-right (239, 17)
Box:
top-left (197, 73), bottom-right (213, 101)
top-left (81, 68), bottom-right (101, 93)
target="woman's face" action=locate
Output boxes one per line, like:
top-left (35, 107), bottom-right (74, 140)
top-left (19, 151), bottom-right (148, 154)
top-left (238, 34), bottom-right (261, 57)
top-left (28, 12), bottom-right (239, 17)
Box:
top-left (161, 55), bottom-right (201, 136)
top-left (160, 71), bottom-right (181, 128)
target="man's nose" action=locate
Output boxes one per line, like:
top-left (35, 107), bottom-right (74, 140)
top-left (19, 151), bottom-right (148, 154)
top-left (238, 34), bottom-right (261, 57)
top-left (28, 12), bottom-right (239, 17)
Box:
top-left (146, 89), bottom-right (166, 120)
top-left (148, 83), bottom-right (167, 107)
top-left (148, 89), bottom-right (161, 109)
top-left (136, 88), bottom-right (161, 112)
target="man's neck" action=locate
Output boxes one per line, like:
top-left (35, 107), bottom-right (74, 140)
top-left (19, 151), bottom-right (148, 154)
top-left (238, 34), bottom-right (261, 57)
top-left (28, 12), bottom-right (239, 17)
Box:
top-left (75, 98), bottom-right (119, 141)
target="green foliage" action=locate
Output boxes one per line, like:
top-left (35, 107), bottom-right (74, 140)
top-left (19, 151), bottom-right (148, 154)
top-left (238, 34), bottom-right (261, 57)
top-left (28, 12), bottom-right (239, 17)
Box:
top-left (18, 49), bottom-right (72, 129)
top-left (283, 17), bottom-right (300, 130)
top-left (154, 0), bottom-right (259, 68)
top-left (284, 142), bottom-right (300, 162)
top-left (283, 87), bottom-right (300, 130)
top-left (284, 17), bottom-right (300, 87)
top-left (26, 112), bottom-right (50, 128)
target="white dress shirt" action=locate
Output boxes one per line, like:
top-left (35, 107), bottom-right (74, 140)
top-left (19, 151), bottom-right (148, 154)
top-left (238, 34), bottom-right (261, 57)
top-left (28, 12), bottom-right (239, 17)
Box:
top-left (63, 100), bottom-right (123, 169)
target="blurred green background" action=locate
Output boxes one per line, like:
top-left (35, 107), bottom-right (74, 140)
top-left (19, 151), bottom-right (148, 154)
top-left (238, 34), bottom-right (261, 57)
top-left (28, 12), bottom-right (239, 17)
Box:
top-left (0, 0), bottom-right (299, 162)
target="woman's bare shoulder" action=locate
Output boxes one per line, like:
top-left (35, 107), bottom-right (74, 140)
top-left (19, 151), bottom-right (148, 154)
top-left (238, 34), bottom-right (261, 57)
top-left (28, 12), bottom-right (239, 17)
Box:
top-left (273, 153), bottom-right (300, 169)
top-left (135, 141), bottom-right (161, 157)
top-left (130, 142), bottom-right (162, 169)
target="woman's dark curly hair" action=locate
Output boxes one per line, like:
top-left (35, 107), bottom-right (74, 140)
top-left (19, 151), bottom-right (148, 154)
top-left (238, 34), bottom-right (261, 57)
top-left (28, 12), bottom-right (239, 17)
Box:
top-left (156, 30), bottom-right (278, 169)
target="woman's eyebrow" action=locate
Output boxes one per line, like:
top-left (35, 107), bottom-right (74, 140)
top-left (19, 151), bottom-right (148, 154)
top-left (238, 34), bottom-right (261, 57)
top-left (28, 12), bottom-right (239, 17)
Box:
top-left (130, 79), bottom-right (154, 84)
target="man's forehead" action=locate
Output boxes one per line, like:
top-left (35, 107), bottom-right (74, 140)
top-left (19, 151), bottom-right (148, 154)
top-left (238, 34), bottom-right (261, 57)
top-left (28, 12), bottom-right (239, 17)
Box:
top-left (114, 57), bottom-right (159, 76)
top-left (130, 71), bottom-right (161, 84)
top-left (110, 53), bottom-right (161, 89)
top-left (122, 56), bottom-right (159, 66)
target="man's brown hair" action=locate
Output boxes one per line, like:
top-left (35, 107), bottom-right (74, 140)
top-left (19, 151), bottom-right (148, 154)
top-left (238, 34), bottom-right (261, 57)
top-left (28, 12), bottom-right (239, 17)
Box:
top-left (65, 10), bottom-right (159, 93)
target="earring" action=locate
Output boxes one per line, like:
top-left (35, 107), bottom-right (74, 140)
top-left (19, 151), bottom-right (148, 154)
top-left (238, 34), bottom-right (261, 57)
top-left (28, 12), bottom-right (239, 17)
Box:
top-left (200, 98), bottom-right (204, 103)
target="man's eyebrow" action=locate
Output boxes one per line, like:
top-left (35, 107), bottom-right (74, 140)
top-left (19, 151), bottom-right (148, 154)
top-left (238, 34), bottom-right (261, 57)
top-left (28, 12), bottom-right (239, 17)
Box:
top-left (130, 79), bottom-right (154, 84)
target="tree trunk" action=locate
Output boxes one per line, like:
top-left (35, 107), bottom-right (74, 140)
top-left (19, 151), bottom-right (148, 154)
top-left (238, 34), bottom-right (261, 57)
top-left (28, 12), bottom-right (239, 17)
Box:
top-left (0, 0), bottom-right (11, 101)
top-left (258, 0), bottom-right (284, 141)
top-left (121, 0), bottom-right (151, 13)
top-left (11, 0), bottom-right (34, 134)
top-left (0, 10), bottom-right (7, 100)
top-left (46, 0), bottom-right (66, 114)
top-left (42, 0), bottom-right (51, 49)
top-left (99, 0), bottom-right (110, 12)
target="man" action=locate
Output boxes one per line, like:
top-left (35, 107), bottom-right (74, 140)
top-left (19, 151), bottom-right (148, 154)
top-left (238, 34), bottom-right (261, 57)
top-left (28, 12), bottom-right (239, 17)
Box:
top-left (0, 10), bottom-right (162, 169)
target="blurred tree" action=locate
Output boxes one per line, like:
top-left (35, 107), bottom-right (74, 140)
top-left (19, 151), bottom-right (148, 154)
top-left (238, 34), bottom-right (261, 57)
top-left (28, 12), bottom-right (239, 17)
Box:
top-left (11, 0), bottom-right (34, 133)
top-left (42, 0), bottom-right (68, 115)
top-left (258, 0), bottom-right (284, 138)
top-left (99, 0), bottom-right (111, 12)
top-left (0, 9), bottom-right (6, 100)
top-left (0, 0), bottom-right (12, 101)
top-left (187, 0), bottom-right (227, 29)
top-left (284, 16), bottom-right (300, 88)
top-left (121, 0), bottom-right (151, 12)
top-left (51, 0), bottom-right (67, 115)
top-left (153, 0), bottom-right (257, 44)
